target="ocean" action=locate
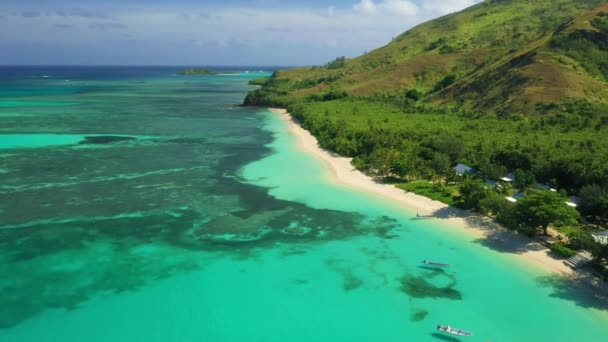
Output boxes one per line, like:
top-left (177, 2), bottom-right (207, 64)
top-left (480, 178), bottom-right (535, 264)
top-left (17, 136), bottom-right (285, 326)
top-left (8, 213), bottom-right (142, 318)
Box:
top-left (0, 66), bottom-right (605, 341)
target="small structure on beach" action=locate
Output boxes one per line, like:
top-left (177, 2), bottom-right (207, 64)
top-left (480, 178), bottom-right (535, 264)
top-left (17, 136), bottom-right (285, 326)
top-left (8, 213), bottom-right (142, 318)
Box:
top-left (566, 196), bottom-right (580, 207)
top-left (454, 164), bottom-right (474, 176)
top-left (505, 192), bottom-right (525, 202)
top-left (500, 172), bottom-right (515, 182)
top-left (485, 179), bottom-right (498, 189)
top-left (592, 230), bottom-right (608, 245)
top-left (535, 183), bottom-right (557, 192)
top-left (564, 252), bottom-right (592, 269)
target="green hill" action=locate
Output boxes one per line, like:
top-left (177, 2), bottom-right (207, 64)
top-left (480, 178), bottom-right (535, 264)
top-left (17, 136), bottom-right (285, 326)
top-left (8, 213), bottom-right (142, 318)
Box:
top-left (246, 0), bottom-right (608, 114)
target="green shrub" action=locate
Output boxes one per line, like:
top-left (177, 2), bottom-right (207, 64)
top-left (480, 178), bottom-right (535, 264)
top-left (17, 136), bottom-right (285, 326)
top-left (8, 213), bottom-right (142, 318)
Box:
top-left (398, 181), bottom-right (457, 206)
top-left (322, 89), bottom-right (348, 101)
top-left (405, 89), bottom-right (423, 102)
top-left (432, 74), bottom-right (457, 93)
top-left (326, 56), bottom-right (347, 69)
top-left (248, 77), bottom-right (271, 86)
top-left (550, 242), bottom-right (577, 258)
top-left (439, 45), bottom-right (459, 54)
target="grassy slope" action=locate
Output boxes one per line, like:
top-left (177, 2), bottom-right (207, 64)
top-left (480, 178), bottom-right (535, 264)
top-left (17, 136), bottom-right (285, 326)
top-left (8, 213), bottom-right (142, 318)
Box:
top-left (438, 2), bottom-right (608, 115)
top-left (248, 0), bottom-right (608, 114)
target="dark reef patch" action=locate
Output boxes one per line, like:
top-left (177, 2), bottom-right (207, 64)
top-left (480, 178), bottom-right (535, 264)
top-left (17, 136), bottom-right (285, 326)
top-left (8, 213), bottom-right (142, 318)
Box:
top-left (280, 247), bottom-right (308, 258)
top-left (78, 135), bottom-right (136, 144)
top-left (0, 71), bottom-right (412, 331)
top-left (325, 258), bottom-right (365, 292)
top-left (165, 137), bottom-right (208, 144)
top-left (342, 272), bottom-right (364, 292)
top-left (371, 216), bottom-right (403, 238)
top-left (0, 249), bottom-right (204, 329)
top-left (399, 272), bottom-right (462, 300)
top-left (410, 308), bottom-right (429, 322)
top-left (292, 278), bottom-right (309, 285)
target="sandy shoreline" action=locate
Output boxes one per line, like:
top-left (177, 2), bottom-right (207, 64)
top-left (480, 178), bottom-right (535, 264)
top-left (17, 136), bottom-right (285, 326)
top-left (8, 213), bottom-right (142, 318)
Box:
top-left (269, 108), bottom-right (574, 276)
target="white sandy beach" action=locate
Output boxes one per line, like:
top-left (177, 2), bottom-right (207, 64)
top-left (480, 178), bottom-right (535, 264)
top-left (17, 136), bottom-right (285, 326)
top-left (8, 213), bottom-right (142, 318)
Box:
top-left (269, 108), bottom-right (574, 276)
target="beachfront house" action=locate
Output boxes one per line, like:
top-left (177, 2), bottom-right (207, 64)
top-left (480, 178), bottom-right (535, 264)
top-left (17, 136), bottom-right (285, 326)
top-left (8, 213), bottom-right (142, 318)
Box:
top-left (592, 230), bottom-right (608, 245)
top-left (505, 192), bottom-right (525, 202)
top-left (454, 164), bottom-right (474, 176)
top-left (535, 183), bottom-right (557, 192)
top-left (566, 196), bottom-right (581, 207)
top-left (500, 173), bottom-right (515, 182)
top-left (485, 179), bottom-right (498, 189)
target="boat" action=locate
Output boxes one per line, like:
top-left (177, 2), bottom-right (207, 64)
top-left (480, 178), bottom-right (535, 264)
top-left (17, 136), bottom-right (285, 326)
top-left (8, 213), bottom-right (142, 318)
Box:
top-left (422, 260), bottom-right (450, 267)
top-left (437, 325), bottom-right (473, 336)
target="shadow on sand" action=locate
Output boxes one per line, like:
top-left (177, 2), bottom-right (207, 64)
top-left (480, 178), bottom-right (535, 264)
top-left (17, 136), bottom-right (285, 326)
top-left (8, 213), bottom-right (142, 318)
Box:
top-left (537, 272), bottom-right (608, 311)
top-left (430, 206), bottom-right (543, 254)
top-left (472, 229), bottom-right (544, 254)
top-left (426, 206), bottom-right (608, 310)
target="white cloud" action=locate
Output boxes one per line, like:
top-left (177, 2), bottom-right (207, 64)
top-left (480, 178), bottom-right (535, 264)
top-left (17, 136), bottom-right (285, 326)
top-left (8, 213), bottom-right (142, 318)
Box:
top-left (354, 0), bottom-right (420, 16)
top-left (353, 0), bottom-right (378, 15)
top-left (381, 0), bottom-right (419, 16)
top-left (0, 1), bottom-right (482, 65)
top-left (419, 0), bottom-right (481, 15)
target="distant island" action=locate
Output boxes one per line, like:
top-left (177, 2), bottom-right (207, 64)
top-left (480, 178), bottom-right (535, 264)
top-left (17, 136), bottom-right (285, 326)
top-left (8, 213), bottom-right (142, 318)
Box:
top-left (179, 68), bottom-right (238, 76)
top-left (179, 68), bottom-right (215, 75)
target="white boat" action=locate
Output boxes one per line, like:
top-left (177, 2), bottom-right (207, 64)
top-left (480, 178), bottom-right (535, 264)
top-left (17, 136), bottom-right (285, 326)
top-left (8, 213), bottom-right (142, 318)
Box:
top-left (437, 325), bottom-right (473, 336)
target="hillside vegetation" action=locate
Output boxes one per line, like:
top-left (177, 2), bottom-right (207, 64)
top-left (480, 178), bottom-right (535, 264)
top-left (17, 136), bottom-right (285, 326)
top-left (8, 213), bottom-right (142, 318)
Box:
top-left (244, 0), bottom-right (608, 262)
top-left (247, 0), bottom-right (608, 113)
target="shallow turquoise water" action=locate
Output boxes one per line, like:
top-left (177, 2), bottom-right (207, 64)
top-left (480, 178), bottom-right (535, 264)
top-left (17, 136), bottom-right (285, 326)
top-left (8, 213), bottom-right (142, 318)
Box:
top-left (0, 101), bottom-right (77, 107)
top-left (0, 67), bottom-right (606, 342)
top-left (0, 134), bottom-right (88, 149)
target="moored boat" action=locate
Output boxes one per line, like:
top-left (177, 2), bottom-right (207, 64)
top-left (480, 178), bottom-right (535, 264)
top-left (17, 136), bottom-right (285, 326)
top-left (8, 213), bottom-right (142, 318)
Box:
top-left (437, 324), bottom-right (473, 336)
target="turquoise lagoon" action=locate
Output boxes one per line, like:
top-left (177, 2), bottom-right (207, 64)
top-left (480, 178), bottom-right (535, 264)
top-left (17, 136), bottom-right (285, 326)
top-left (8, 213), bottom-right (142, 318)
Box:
top-left (0, 134), bottom-right (89, 149)
top-left (0, 101), bottom-right (77, 107)
top-left (0, 67), bottom-right (606, 342)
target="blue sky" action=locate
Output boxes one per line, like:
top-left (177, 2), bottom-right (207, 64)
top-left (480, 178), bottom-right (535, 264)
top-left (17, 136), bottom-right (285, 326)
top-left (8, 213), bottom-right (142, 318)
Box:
top-left (0, 0), bottom-right (481, 66)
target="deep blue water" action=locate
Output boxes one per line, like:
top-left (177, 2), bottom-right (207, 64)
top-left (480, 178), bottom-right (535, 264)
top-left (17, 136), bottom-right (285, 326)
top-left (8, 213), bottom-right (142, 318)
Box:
top-left (0, 66), bottom-right (283, 81)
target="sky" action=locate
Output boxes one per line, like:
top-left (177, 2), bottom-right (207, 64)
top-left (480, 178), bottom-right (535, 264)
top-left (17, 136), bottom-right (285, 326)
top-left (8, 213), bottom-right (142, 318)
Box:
top-left (0, 0), bottom-right (482, 66)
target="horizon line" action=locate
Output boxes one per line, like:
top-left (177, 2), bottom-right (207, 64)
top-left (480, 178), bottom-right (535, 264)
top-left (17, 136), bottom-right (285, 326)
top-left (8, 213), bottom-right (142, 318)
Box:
top-left (0, 64), bottom-right (301, 68)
